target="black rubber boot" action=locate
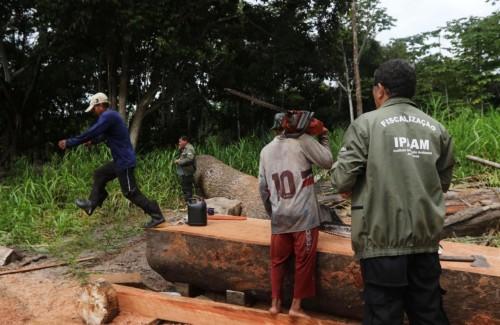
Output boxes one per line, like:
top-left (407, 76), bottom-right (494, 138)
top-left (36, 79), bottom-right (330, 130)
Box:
top-left (75, 198), bottom-right (96, 216)
top-left (143, 214), bottom-right (165, 229)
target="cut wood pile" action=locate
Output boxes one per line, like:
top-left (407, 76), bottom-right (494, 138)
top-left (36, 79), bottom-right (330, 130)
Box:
top-left (195, 155), bottom-right (500, 238)
top-left (318, 184), bottom-right (500, 238)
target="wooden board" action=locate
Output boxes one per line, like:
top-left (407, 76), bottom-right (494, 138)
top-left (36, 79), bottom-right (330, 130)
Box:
top-left (113, 284), bottom-right (357, 325)
top-left (89, 272), bottom-right (143, 285)
top-left (147, 219), bottom-right (500, 324)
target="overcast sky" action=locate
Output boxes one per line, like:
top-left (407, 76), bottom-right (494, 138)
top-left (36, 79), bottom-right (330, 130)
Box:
top-left (376, 0), bottom-right (499, 44)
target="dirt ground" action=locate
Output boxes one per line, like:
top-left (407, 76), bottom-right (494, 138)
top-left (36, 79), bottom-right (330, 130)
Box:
top-left (0, 234), bottom-right (173, 325)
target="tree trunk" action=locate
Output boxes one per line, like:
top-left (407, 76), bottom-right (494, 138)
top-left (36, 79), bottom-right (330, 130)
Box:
top-left (146, 218), bottom-right (500, 324)
top-left (342, 51), bottom-right (354, 122)
top-left (106, 46), bottom-right (117, 108)
top-left (351, 0), bottom-right (363, 117)
top-left (128, 68), bottom-right (161, 148)
top-left (237, 102), bottom-right (241, 139)
top-left (118, 38), bottom-right (130, 121)
top-left (194, 155), bottom-right (267, 219)
top-left (0, 41), bottom-right (12, 83)
top-left (129, 86), bottom-right (157, 149)
top-left (187, 108), bottom-right (192, 137)
top-left (337, 86), bottom-right (343, 114)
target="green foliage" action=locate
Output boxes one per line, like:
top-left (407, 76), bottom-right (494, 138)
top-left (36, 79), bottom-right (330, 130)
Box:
top-left (201, 135), bottom-right (269, 176)
top-left (0, 147), bottom-right (144, 254)
top-left (428, 105), bottom-right (499, 185)
top-left (385, 11), bottom-right (500, 109)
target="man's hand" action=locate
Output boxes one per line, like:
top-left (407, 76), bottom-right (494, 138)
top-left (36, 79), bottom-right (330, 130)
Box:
top-left (340, 192), bottom-right (352, 199)
top-left (58, 139), bottom-right (67, 150)
top-left (84, 140), bottom-right (92, 147)
top-left (174, 159), bottom-right (180, 164)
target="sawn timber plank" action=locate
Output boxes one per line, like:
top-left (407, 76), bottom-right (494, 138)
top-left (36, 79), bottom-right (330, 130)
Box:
top-left (113, 284), bottom-right (357, 325)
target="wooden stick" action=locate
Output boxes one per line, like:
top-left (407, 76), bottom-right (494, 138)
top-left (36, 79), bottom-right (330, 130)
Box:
top-left (0, 256), bottom-right (97, 276)
top-left (208, 214), bottom-right (247, 221)
top-left (466, 155), bottom-right (500, 169)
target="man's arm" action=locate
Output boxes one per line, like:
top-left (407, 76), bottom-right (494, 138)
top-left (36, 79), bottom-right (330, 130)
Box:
top-left (89, 134), bottom-right (106, 145)
top-left (331, 122), bottom-right (368, 193)
top-left (177, 146), bottom-right (195, 166)
top-left (299, 132), bottom-right (333, 169)
top-left (436, 130), bottom-right (455, 192)
top-left (64, 115), bottom-right (111, 149)
top-left (258, 154), bottom-right (272, 218)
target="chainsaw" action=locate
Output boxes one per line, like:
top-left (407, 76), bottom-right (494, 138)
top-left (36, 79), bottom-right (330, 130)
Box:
top-left (225, 88), bottom-right (325, 136)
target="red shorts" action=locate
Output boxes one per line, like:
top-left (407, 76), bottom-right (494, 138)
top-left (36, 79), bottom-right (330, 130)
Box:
top-left (270, 227), bottom-right (319, 299)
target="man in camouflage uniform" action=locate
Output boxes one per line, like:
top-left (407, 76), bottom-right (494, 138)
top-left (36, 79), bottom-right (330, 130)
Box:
top-left (332, 59), bottom-right (454, 325)
top-left (175, 136), bottom-right (196, 201)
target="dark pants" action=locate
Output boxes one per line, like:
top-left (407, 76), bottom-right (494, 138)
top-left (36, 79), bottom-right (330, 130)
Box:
top-left (89, 161), bottom-right (162, 217)
top-left (180, 174), bottom-right (194, 201)
top-left (361, 253), bottom-right (449, 325)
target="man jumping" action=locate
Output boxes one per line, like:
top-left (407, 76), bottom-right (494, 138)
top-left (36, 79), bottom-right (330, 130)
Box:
top-left (58, 92), bottom-right (165, 228)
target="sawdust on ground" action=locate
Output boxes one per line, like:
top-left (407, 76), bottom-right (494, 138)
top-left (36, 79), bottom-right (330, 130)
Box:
top-left (0, 234), bottom-right (173, 325)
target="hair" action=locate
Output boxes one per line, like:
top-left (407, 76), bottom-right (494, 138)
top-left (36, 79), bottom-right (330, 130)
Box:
top-left (373, 59), bottom-right (416, 99)
top-left (102, 102), bottom-right (110, 109)
top-left (179, 135), bottom-right (189, 142)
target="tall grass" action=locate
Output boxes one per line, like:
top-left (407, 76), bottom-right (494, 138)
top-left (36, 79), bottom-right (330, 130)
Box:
top-left (0, 104), bottom-right (498, 251)
top-left (0, 147), bottom-right (145, 255)
top-left (422, 98), bottom-right (499, 186)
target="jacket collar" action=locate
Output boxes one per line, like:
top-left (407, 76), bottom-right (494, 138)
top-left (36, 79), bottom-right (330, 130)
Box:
top-left (379, 97), bottom-right (417, 110)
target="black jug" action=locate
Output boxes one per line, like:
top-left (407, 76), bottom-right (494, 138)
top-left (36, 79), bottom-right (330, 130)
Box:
top-left (187, 197), bottom-right (207, 226)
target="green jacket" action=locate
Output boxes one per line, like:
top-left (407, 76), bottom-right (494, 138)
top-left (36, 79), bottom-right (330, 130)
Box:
top-left (176, 143), bottom-right (196, 176)
top-left (332, 97), bottom-right (454, 259)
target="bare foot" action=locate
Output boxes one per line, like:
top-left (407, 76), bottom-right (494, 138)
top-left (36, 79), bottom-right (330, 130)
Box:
top-left (288, 308), bottom-right (310, 318)
top-left (269, 298), bottom-right (281, 315)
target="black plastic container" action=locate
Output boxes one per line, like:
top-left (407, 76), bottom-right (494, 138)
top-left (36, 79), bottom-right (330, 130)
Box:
top-left (187, 197), bottom-right (207, 226)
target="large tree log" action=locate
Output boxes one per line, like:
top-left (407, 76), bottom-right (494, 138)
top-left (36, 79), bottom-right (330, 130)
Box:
top-left (146, 219), bottom-right (500, 324)
top-left (194, 155), bottom-right (267, 218)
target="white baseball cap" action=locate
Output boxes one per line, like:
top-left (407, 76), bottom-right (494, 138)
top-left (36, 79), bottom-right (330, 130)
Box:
top-left (85, 92), bottom-right (109, 112)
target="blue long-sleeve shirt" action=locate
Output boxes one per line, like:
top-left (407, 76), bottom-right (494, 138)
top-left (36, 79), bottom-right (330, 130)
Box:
top-left (66, 109), bottom-right (136, 171)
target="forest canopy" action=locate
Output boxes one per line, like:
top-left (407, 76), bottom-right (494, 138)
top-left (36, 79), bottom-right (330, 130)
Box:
top-left (1, 0), bottom-right (498, 165)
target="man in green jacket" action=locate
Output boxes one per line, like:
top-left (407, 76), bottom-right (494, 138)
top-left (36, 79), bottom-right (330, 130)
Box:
top-left (332, 59), bottom-right (454, 325)
top-left (175, 136), bottom-right (196, 201)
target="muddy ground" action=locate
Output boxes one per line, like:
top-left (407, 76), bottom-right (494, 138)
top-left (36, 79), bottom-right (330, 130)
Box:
top-left (0, 234), bottom-right (174, 325)
top-left (0, 210), bottom-right (189, 325)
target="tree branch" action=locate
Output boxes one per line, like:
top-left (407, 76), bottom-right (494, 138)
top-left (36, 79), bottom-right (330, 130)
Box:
top-left (0, 41), bottom-right (12, 83)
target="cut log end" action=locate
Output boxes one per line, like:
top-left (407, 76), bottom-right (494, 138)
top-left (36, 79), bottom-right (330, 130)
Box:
top-left (79, 279), bottom-right (119, 325)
